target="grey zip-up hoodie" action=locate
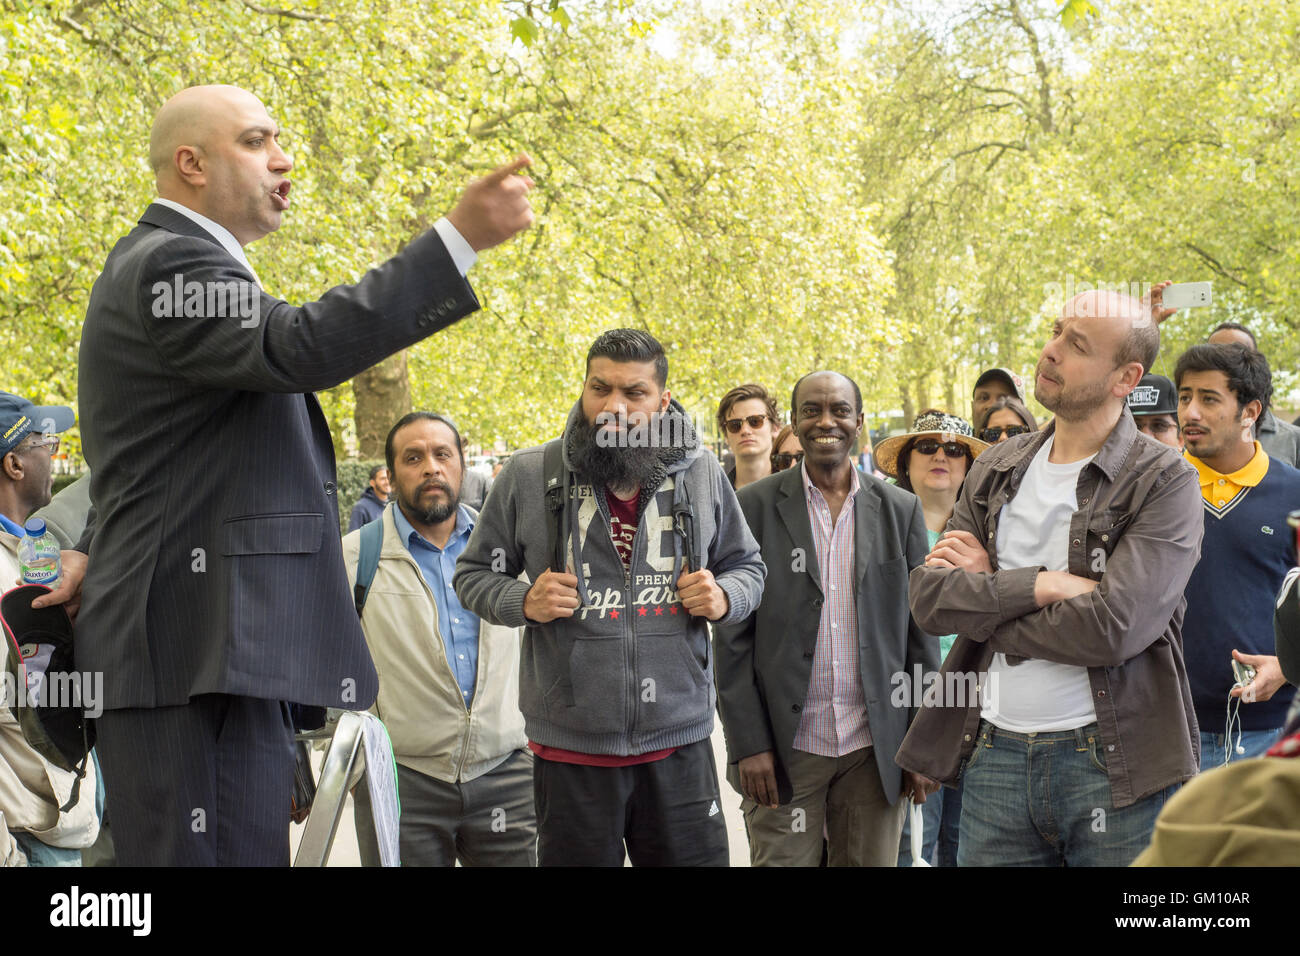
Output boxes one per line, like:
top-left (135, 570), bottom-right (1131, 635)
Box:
top-left (453, 398), bottom-right (766, 755)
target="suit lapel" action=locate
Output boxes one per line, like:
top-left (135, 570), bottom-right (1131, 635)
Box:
top-left (853, 476), bottom-right (882, 597)
top-left (139, 202), bottom-right (227, 246)
top-left (776, 468), bottom-right (822, 595)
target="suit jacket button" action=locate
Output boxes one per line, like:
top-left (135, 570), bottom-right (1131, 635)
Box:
top-left (803, 651), bottom-right (813, 659)
top-left (324, 480), bottom-right (336, 494)
top-left (791, 704), bottom-right (802, 713)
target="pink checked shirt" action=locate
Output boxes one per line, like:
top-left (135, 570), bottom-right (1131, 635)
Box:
top-left (792, 462), bottom-right (872, 757)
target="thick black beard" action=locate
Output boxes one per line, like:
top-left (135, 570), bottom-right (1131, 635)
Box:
top-left (399, 482), bottom-right (460, 525)
top-left (569, 417), bottom-right (662, 489)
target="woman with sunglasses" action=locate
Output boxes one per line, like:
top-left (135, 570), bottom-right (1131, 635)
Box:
top-left (874, 410), bottom-right (989, 867)
top-left (975, 395), bottom-right (1038, 445)
top-left (769, 424), bottom-right (804, 472)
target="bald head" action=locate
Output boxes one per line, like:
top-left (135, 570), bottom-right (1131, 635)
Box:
top-left (791, 370), bottom-right (862, 419)
top-left (148, 85), bottom-right (293, 246)
top-left (1063, 290), bottom-right (1159, 375)
top-left (151, 85), bottom-right (265, 181)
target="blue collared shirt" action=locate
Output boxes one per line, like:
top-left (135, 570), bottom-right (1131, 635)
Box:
top-left (392, 502), bottom-right (481, 706)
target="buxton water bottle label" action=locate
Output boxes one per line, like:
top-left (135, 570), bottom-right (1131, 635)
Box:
top-left (21, 557), bottom-right (60, 585)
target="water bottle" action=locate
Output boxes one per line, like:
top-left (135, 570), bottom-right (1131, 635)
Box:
top-left (17, 518), bottom-right (61, 588)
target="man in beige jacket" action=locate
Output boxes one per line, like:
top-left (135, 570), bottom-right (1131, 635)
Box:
top-left (0, 391), bottom-right (99, 865)
top-left (341, 412), bottom-right (534, 866)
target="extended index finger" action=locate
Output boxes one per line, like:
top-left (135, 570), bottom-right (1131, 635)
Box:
top-left (485, 153), bottom-right (533, 182)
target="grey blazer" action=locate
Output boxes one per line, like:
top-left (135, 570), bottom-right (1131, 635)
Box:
top-left (713, 465), bottom-right (939, 805)
top-left (76, 202), bottom-right (478, 711)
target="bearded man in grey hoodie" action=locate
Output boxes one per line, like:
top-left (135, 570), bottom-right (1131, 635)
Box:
top-left (454, 329), bottom-right (766, 866)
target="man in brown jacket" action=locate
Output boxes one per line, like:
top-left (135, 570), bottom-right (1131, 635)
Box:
top-left (897, 288), bottom-right (1203, 866)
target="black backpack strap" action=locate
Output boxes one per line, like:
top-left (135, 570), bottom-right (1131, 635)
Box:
top-left (543, 439), bottom-right (567, 572)
top-left (353, 511), bottom-right (386, 616)
top-left (672, 478), bottom-right (700, 573)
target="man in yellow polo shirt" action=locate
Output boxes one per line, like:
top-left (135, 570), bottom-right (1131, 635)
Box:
top-left (1176, 344), bottom-right (1300, 770)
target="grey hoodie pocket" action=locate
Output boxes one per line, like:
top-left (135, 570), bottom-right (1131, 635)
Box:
top-left (633, 628), bottom-right (711, 733)
top-left (543, 635), bottom-right (627, 734)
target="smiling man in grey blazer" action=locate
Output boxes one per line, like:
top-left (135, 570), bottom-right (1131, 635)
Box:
top-left (67, 84), bottom-right (533, 865)
top-left (714, 370), bottom-right (939, 866)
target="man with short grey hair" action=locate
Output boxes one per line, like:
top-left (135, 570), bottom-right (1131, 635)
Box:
top-left (898, 288), bottom-right (1203, 866)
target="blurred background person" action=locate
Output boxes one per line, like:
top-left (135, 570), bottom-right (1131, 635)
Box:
top-left (347, 465), bottom-right (391, 532)
top-left (976, 395), bottom-right (1038, 446)
top-left (770, 424), bottom-right (802, 472)
top-left (717, 384), bottom-right (780, 489)
top-left (874, 410), bottom-right (989, 866)
top-left (1126, 373), bottom-right (1182, 450)
top-left (971, 367), bottom-right (1027, 427)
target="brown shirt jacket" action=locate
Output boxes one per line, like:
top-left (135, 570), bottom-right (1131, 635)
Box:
top-left (895, 409), bottom-right (1203, 808)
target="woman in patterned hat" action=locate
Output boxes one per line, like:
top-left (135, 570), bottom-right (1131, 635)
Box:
top-left (873, 409), bottom-right (989, 867)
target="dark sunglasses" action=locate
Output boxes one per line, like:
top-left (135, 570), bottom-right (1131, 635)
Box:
top-left (724, 414), bottom-right (772, 434)
top-left (980, 425), bottom-right (1030, 442)
top-left (772, 451), bottom-right (804, 470)
top-left (912, 439), bottom-right (967, 458)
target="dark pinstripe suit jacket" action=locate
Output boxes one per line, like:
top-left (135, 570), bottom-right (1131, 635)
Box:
top-left (76, 202), bottom-right (478, 711)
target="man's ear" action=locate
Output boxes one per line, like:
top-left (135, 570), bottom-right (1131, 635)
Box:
top-left (1, 451), bottom-right (23, 482)
top-left (659, 388), bottom-right (671, 413)
top-left (1114, 362), bottom-right (1145, 397)
top-left (1241, 399), bottom-right (1263, 433)
top-left (174, 144), bottom-right (207, 187)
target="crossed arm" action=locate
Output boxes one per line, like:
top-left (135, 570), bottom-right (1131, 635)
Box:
top-left (910, 464), bottom-right (1204, 669)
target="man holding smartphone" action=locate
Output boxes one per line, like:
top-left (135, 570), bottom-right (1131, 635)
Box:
top-left (1175, 343), bottom-right (1300, 768)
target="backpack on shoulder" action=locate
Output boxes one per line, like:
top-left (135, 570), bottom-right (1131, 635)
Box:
top-left (0, 584), bottom-right (95, 811)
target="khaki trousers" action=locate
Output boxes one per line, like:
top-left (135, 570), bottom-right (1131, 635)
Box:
top-left (742, 746), bottom-right (905, 867)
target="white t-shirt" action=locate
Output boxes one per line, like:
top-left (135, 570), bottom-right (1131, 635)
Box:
top-left (982, 436), bottom-right (1099, 732)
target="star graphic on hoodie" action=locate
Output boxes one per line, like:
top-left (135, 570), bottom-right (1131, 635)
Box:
top-left (638, 606), bottom-right (647, 617)
top-left (610, 610), bottom-right (619, 620)
top-left (654, 606), bottom-right (663, 616)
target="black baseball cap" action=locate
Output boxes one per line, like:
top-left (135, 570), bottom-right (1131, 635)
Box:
top-left (1126, 374), bottom-right (1178, 417)
top-left (973, 368), bottom-right (1026, 403)
top-left (0, 391), bottom-right (75, 456)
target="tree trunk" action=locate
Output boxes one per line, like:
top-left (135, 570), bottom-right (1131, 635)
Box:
top-left (900, 383), bottom-right (915, 428)
top-left (353, 351), bottom-right (411, 459)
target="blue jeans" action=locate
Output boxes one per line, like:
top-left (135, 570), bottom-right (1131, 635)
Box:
top-left (957, 720), bottom-right (1177, 867)
top-left (1198, 727), bottom-right (1282, 772)
top-left (898, 781), bottom-right (963, 867)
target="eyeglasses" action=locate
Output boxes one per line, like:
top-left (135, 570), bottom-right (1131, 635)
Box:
top-left (724, 415), bottom-right (771, 434)
top-left (772, 451), bottom-right (804, 470)
top-left (912, 439), bottom-right (966, 458)
top-left (980, 426), bottom-right (1030, 442)
top-left (15, 435), bottom-right (59, 455)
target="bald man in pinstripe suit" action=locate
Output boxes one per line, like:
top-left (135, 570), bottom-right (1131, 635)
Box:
top-left (67, 85), bottom-right (533, 865)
